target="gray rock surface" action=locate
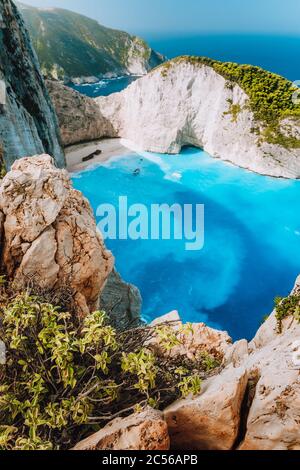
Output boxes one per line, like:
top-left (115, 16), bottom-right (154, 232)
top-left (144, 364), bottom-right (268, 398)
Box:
top-left (100, 269), bottom-right (142, 329)
top-left (46, 80), bottom-right (115, 146)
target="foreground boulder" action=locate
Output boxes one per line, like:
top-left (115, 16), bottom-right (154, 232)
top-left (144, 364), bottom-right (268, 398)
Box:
top-left (72, 408), bottom-right (170, 451)
top-left (164, 366), bottom-right (248, 450)
top-left (0, 154), bottom-right (113, 315)
top-left (150, 313), bottom-right (232, 360)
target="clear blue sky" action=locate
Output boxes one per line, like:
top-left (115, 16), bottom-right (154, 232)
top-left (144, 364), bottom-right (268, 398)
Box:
top-left (20, 0), bottom-right (300, 36)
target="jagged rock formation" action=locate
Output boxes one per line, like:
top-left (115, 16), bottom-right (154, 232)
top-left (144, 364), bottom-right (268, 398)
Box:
top-left (149, 313), bottom-right (232, 360)
top-left (164, 365), bottom-right (248, 450)
top-left (158, 277), bottom-right (300, 450)
top-left (100, 269), bottom-right (142, 330)
top-left (0, 0), bottom-right (65, 169)
top-left (46, 80), bottom-right (115, 146)
top-left (18, 2), bottom-right (165, 83)
top-left (239, 277), bottom-right (300, 450)
top-left (79, 279), bottom-right (300, 451)
top-left (95, 57), bottom-right (300, 178)
top-left (0, 154), bottom-right (113, 316)
top-left (72, 408), bottom-right (170, 451)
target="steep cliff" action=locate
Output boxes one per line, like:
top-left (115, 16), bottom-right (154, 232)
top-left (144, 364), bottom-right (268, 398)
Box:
top-left (46, 80), bottom-right (116, 146)
top-left (0, 0), bottom-right (65, 169)
top-left (96, 57), bottom-right (300, 178)
top-left (100, 269), bottom-right (142, 330)
top-left (18, 2), bottom-right (165, 83)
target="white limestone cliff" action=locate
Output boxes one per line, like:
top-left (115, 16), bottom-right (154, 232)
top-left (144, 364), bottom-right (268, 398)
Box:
top-left (96, 60), bottom-right (300, 178)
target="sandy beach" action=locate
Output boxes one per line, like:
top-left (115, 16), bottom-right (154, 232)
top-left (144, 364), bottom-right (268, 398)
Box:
top-left (65, 138), bottom-right (134, 173)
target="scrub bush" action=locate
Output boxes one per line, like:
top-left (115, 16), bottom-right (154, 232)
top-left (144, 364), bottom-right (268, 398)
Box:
top-left (275, 294), bottom-right (300, 333)
top-left (0, 293), bottom-right (220, 450)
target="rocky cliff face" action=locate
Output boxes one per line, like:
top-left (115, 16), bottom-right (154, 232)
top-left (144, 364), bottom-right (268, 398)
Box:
top-left (0, 0), bottom-right (65, 169)
top-left (159, 276), bottom-right (300, 450)
top-left (18, 2), bottom-right (165, 83)
top-left (100, 269), bottom-right (142, 330)
top-left (96, 58), bottom-right (300, 178)
top-left (46, 80), bottom-right (116, 147)
top-left (74, 277), bottom-right (300, 451)
top-left (239, 278), bottom-right (300, 450)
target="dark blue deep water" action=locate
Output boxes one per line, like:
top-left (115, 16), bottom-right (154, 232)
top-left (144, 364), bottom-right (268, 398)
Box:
top-left (72, 149), bottom-right (300, 340)
top-left (145, 33), bottom-right (300, 82)
top-left (71, 34), bottom-right (300, 97)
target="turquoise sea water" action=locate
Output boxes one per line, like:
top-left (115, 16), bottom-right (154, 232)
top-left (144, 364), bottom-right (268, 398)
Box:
top-left (69, 75), bottom-right (139, 97)
top-left (72, 148), bottom-right (300, 340)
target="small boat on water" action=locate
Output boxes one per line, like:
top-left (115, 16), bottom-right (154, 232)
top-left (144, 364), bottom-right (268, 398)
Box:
top-left (133, 168), bottom-right (141, 176)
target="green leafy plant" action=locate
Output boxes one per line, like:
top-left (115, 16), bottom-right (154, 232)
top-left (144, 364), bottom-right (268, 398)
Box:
top-left (198, 351), bottom-right (221, 372)
top-left (0, 293), bottom-right (221, 450)
top-left (224, 99), bottom-right (242, 123)
top-left (178, 375), bottom-right (202, 398)
top-left (155, 324), bottom-right (182, 351)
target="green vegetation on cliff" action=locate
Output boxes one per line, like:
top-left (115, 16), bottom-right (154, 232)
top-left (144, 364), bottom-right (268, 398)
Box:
top-left (17, 3), bottom-right (164, 81)
top-left (158, 56), bottom-right (300, 148)
top-left (275, 294), bottom-right (300, 333)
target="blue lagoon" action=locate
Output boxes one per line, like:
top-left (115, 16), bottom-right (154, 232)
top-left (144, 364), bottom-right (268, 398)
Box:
top-left (72, 147), bottom-right (300, 340)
